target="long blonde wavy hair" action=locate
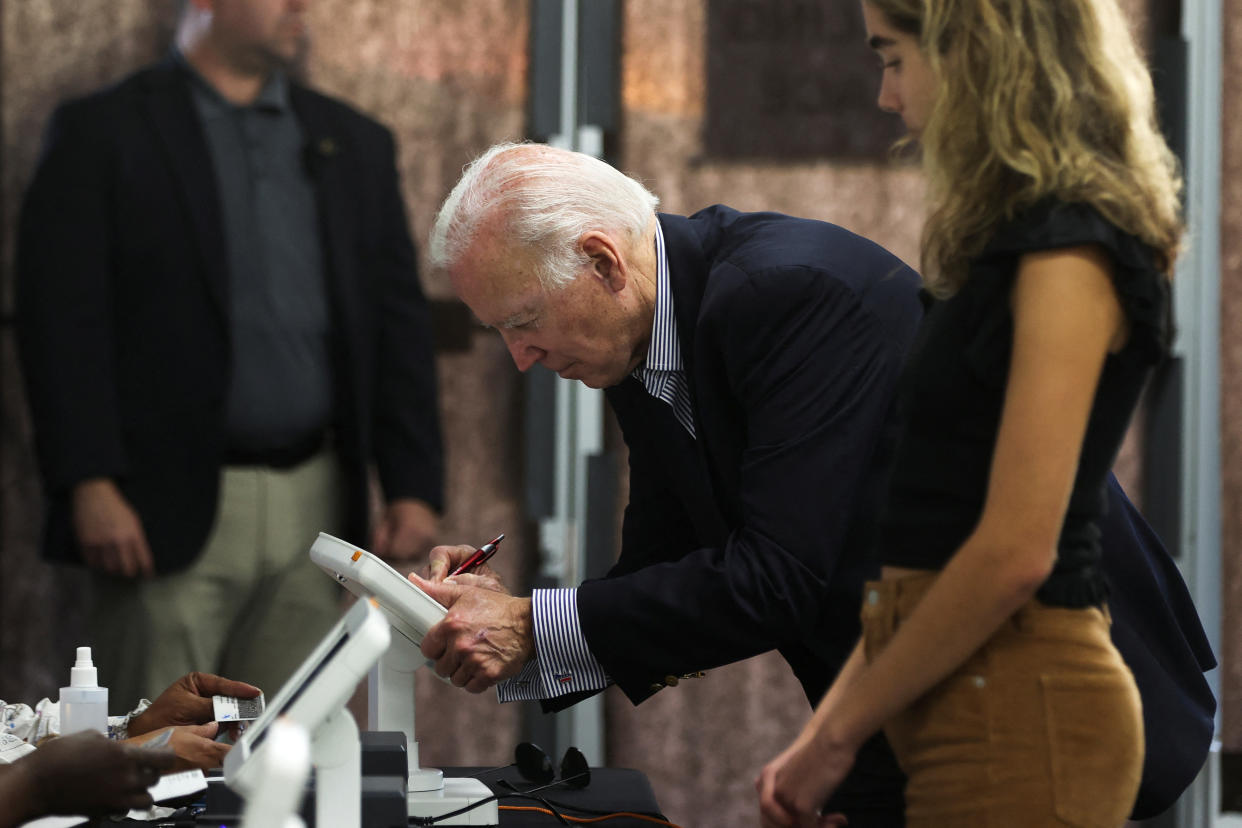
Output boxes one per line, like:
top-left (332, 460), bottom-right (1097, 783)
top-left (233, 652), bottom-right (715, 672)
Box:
top-left (866, 0), bottom-right (1183, 295)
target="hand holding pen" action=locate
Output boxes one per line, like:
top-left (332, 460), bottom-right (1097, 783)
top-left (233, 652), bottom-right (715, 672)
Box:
top-left (448, 533), bottom-right (505, 577)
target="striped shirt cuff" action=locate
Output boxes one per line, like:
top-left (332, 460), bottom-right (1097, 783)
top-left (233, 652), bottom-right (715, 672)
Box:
top-left (496, 588), bottom-right (611, 702)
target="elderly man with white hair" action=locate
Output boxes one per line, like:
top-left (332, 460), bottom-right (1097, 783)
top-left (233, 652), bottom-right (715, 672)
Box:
top-left (412, 141), bottom-right (923, 826)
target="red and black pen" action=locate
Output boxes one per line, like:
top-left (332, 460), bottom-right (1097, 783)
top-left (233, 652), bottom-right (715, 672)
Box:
top-left (448, 533), bottom-right (505, 577)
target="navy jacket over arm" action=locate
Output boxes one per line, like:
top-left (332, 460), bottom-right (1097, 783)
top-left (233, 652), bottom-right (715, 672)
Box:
top-left (581, 206), bottom-right (923, 706)
top-left (16, 58), bottom-right (444, 572)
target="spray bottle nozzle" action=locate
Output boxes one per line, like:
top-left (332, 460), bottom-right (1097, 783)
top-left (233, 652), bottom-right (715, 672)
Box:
top-left (70, 647), bottom-right (98, 688)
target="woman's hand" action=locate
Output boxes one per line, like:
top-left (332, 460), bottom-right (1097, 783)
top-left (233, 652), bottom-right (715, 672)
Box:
top-left (756, 728), bottom-right (855, 828)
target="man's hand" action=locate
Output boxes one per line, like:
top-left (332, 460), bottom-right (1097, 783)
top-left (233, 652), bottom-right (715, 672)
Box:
top-left (426, 543), bottom-right (508, 592)
top-left (411, 574), bottom-right (534, 693)
top-left (755, 727), bottom-right (855, 828)
top-left (128, 671), bottom-right (262, 738)
top-left (0, 731), bottom-right (174, 826)
top-left (126, 723), bottom-right (230, 771)
top-left (372, 498), bottom-right (439, 562)
top-left (72, 478), bottom-right (155, 579)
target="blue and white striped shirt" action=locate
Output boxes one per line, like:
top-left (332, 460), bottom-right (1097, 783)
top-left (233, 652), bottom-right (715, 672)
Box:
top-left (497, 221), bottom-right (693, 703)
top-left (633, 221), bottom-right (695, 436)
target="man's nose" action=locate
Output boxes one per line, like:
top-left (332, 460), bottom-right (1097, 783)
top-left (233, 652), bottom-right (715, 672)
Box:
top-left (503, 333), bottom-right (546, 372)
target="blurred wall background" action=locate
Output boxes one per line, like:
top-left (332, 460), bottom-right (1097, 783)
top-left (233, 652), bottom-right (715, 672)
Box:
top-left (1, 1), bottom-right (1237, 826)
top-left (1221, 0), bottom-right (1242, 771)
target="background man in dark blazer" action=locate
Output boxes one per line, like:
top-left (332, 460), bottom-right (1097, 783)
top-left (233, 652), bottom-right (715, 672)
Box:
top-left (16, 0), bottom-right (444, 703)
top-left (417, 142), bottom-right (922, 824)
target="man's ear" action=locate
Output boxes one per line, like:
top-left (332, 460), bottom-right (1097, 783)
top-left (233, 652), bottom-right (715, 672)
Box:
top-left (580, 232), bottom-right (627, 293)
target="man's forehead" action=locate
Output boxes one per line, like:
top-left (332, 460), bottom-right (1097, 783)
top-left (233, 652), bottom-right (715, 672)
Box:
top-left (452, 255), bottom-right (544, 326)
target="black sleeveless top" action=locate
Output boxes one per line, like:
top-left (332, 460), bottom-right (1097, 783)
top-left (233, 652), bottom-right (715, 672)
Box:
top-left (878, 200), bottom-right (1171, 607)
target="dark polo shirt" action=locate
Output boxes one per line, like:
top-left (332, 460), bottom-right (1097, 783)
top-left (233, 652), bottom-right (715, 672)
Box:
top-left (182, 54), bottom-right (333, 453)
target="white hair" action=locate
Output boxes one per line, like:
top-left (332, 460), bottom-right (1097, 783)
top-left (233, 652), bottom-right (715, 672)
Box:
top-left (428, 142), bottom-right (660, 290)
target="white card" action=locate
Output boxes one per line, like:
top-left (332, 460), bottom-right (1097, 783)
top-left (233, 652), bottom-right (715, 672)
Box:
top-left (124, 769), bottom-right (208, 819)
top-left (149, 768), bottom-right (207, 802)
top-left (213, 692), bottom-right (265, 721)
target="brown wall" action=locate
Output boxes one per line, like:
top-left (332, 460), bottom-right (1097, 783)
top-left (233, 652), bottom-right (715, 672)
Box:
top-left (1221, 0), bottom-right (1242, 754)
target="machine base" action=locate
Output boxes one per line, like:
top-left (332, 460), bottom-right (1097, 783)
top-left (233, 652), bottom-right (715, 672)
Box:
top-left (406, 776), bottom-right (499, 826)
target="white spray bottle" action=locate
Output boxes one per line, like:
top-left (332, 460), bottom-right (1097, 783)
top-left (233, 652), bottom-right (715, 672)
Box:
top-left (59, 646), bottom-right (109, 736)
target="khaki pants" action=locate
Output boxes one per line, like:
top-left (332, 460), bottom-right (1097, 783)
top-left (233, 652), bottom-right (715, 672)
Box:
top-left (862, 573), bottom-right (1144, 828)
top-left (90, 449), bottom-right (345, 704)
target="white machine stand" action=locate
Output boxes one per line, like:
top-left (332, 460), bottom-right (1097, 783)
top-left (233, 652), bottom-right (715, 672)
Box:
top-left (312, 532), bottom-right (498, 826)
top-left (238, 717), bottom-right (312, 828)
top-left (370, 631), bottom-right (443, 793)
top-left (310, 707), bottom-right (363, 828)
top-left (225, 598), bottom-right (391, 828)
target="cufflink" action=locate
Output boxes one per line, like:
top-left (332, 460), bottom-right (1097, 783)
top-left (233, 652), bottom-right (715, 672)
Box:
top-left (648, 671), bottom-right (708, 691)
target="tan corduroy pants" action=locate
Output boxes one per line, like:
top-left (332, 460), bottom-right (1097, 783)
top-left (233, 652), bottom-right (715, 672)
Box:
top-left (862, 573), bottom-right (1144, 828)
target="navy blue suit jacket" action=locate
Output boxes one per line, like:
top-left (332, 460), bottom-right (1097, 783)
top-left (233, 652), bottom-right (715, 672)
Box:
top-left (582, 206), bottom-right (923, 708)
top-left (17, 58), bottom-right (444, 572)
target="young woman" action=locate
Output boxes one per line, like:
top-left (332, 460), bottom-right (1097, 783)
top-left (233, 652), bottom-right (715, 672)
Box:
top-left (756, 1), bottom-right (1183, 825)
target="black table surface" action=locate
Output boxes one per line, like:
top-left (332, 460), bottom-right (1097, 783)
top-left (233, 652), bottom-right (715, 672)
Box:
top-left (92, 765), bottom-right (672, 827)
top-left (443, 765), bottom-right (673, 827)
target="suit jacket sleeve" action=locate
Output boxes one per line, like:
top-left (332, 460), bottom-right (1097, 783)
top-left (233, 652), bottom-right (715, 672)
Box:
top-left (17, 101), bottom-right (129, 492)
top-left (536, 424), bottom-right (701, 714)
top-left (365, 128), bottom-right (445, 511)
top-left (578, 262), bottom-right (919, 705)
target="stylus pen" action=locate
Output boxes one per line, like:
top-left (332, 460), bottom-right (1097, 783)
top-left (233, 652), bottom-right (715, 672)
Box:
top-left (449, 533), bottom-right (505, 576)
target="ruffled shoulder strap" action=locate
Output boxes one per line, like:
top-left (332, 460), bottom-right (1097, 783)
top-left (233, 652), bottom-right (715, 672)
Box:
top-left (981, 200), bottom-right (1171, 366)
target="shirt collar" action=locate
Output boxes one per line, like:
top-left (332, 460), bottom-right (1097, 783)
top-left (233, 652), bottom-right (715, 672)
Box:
top-left (174, 47), bottom-right (290, 118)
top-left (640, 220), bottom-right (684, 374)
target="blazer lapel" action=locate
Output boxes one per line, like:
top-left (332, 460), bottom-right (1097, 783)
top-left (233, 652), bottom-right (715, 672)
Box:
top-left (657, 214), bottom-right (706, 379)
top-left (140, 58), bottom-right (229, 321)
top-left (608, 376), bottom-right (729, 548)
top-left (656, 213), bottom-right (743, 523)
